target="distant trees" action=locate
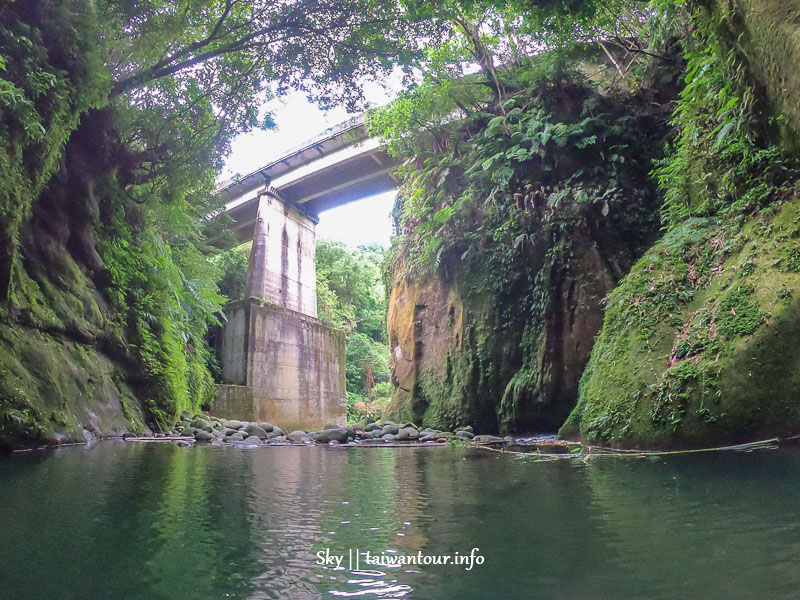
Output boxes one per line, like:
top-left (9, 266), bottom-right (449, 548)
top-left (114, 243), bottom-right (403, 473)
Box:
top-left (315, 240), bottom-right (390, 411)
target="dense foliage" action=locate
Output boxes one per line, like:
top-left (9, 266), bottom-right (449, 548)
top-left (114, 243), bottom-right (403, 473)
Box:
top-left (368, 0), bottom-right (678, 431)
top-left (0, 0), bottom-right (435, 440)
top-left (315, 241), bottom-right (391, 423)
top-left (564, 0), bottom-right (800, 447)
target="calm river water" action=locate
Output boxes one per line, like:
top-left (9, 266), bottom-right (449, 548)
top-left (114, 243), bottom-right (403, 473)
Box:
top-left (1, 442), bottom-right (799, 599)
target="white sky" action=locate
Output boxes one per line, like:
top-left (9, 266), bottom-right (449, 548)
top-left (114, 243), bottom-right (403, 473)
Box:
top-left (222, 81), bottom-right (400, 249)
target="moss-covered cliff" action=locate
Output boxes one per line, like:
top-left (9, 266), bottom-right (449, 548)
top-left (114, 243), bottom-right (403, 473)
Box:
top-left (562, 0), bottom-right (800, 447)
top-left (0, 3), bottom-right (221, 448)
top-left (378, 56), bottom-right (677, 433)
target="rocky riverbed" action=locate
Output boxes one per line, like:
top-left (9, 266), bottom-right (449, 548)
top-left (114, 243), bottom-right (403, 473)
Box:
top-left (136, 411), bottom-right (548, 449)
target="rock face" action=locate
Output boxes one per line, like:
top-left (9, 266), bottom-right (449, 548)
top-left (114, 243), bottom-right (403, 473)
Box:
top-left (561, 0), bottom-right (800, 448)
top-left (562, 194), bottom-right (800, 448)
top-left (386, 234), bottom-right (646, 434)
top-left (382, 62), bottom-right (676, 436)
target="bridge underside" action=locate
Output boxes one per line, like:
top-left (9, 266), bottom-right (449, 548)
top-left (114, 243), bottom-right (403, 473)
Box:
top-left (213, 119), bottom-right (398, 429)
top-left (221, 121), bottom-right (398, 243)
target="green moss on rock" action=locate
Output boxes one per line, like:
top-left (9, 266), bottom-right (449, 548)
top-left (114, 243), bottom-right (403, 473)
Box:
top-left (562, 196), bottom-right (800, 447)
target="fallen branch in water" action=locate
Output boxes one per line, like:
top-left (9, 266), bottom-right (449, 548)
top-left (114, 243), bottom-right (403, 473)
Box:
top-left (477, 437), bottom-right (782, 461)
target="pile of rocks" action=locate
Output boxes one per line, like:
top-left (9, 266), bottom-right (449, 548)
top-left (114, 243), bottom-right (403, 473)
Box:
top-left (173, 412), bottom-right (285, 444)
top-left (170, 413), bottom-right (512, 447)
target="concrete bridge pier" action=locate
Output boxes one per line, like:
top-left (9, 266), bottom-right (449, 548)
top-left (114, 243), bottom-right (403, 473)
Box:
top-left (212, 189), bottom-right (346, 431)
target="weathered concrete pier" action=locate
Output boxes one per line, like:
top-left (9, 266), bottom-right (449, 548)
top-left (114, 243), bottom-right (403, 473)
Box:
top-left (212, 116), bottom-right (398, 430)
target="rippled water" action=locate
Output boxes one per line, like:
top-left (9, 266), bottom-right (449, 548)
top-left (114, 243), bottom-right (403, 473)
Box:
top-left (2, 443), bottom-right (800, 599)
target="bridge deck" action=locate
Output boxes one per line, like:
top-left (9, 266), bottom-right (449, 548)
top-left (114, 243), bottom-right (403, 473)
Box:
top-left (219, 114), bottom-right (399, 242)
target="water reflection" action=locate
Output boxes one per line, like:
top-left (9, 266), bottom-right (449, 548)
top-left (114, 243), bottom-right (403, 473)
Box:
top-left (2, 444), bottom-right (800, 599)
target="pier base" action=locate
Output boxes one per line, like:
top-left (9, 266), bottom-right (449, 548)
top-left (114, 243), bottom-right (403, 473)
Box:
top-left (213, 299), bottom-right (346, 431)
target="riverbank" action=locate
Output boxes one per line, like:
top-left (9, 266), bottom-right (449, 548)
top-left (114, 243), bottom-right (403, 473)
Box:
top-left (147, 412), bottom-right (571, 450)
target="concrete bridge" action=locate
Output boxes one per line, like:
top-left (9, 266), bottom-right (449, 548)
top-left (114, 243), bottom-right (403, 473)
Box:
top-left (212, 115), bottom-right (399, 430)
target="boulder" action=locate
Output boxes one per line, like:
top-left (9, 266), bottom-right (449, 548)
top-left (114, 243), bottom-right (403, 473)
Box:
top-left (257, 422), bottom-right (274, 432)
top-left (397, 427), bottom-right (419, 441)
top-left (224, 428), bottom-right (238, 437)
top-left (243, 435), bottom-right (262, 445)
top-left (225, 420), bottom-right (244, 430)
top-left (272, 426), bottom-right (284, 436)
top-left (194, 430), bottom-right (214, 441)
top-left (228, 432), bottom-right (244, 441)
top-left (317, 429), bottom-right (348, 444)
top-left (381, 433), bottom-right (396, 442)
top-left (202, 425), bottom-right (214, 433)
top-left (180, 410), bottom-right (193, 421)
top-left (191, 418), bottom-right (210, 429)
top-left (365, 423), bottom-right (381, 432)
top-left (244, 424), bottom-right (269, 439)
top-left (456, 430), bottom-right (474, 439)
top-left (380, 424), bottom-right (400, 436)
top-left (287, 430), bottom-right (308, 443)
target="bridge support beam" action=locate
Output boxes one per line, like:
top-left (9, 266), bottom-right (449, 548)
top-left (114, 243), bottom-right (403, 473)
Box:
top-left (212, 190), bottom-right (346, 430)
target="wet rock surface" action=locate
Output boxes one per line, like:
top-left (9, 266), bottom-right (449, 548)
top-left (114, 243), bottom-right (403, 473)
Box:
top-left (124, 414), bottom-right (579, 452)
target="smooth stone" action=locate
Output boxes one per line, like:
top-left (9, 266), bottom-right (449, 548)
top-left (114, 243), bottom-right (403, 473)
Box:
top-left (224, 428), bottom-right (238, 437)
top-left (194, 430), bottom-right (214, 441)
top-left (182, 426), bottom-right (196, 436)
top-left (381, 424), bottom-right (400, 436)
top-left (383, 420), bottom-right (397, 426)
top-left (270, 436), bottom-right (286, 443)
top-left (351, 423), bottom-right (364, 431)
top-left (257, 422), bottom-right (274, 432)
top-left (228, 432), bottom-right (244, 441)
top-left (365, 423), bottom-right (381, 432)
top-left (345, 427), bottom-right (356, 440)
top-left (370, 430), bottom-right (383, 439)
top-left (328, 440), bottom-right (340, 446)
top-left (190, 418), bottom-right (210, 429)
top-left (202, 425), bottom-right (214, 433)
top-left (381, 434), bottom-right (396, 442)
top-left (287, 431), bottom-right (308, 443)
top-left (323, 423), bottom-right (341, 430)
top-left (244, 424), bottom-right (268, 439)
top-left (462, 425), bottom-right (474, 433)
top-left (317, 429), bottom-right (348, 444)
top-left (473, 435), bottom-right (505, 443)
top-left (176, 440), bottom-right (192, 448)
top-left (243, 435), bottom-right (262, 445)
top-left (397, 427), bottom-right (419, 441)
top-left (456, 430), bottom-right (474, 439)
top-left (212, 429), bottom-right (225, 439)
top-left (225, 420), bottom-right (244, 430)
top-left (179, 410), bottom-right (193, 421)
top-left (272, 426), bottom-right (284, 436)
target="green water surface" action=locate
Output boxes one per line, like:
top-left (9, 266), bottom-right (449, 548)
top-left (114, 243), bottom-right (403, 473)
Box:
top-left (1, 442), bottom-right (799, 599)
